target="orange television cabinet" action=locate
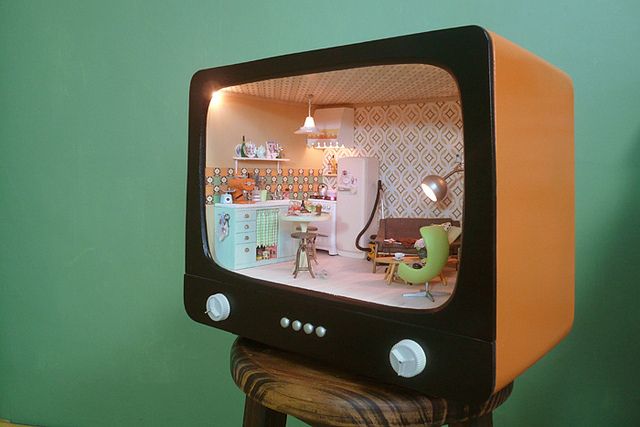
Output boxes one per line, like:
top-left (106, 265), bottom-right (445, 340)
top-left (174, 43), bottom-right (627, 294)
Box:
top-left (183, 25), bottom-right (574, 402)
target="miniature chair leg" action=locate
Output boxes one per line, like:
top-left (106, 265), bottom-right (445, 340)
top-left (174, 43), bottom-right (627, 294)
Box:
top-left (243, 396), bottom-right (287, 427)
top-left (403, 281), bottom-right (435, 301)
top-left (425, 282), bottom-right (435, 302)
top-left (372, 244), bottom-right (380, 273)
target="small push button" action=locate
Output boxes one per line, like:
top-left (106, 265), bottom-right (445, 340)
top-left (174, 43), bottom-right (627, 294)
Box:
top-left (280, 317), bottom-right (291, 328)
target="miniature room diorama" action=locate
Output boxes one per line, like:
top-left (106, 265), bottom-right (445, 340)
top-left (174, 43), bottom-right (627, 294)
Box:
top-left (184, 26), bottom-right (574, 402)
top-left (205, 63), bottom-right (464, 310)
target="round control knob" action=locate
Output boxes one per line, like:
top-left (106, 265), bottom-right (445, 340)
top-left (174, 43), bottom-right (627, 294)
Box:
top-left (303, 323), bottom-right (314, 334)
top-left (280, 317), bottom-right (291, 328)
top-left (389, 339), bottom-right (427, 378)
top-left (291, 320), bottom-right (302, 331)
top-left (205, 294), bottom-right (231, 322)
top-left (315, 326), bottom-right (327, 338)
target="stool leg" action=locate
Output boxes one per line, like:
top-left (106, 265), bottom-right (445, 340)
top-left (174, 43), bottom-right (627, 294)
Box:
top-left (305, 238), bottom-right (315, 278)
top-left (449, 412), bottom-right (493, 427)
top-left (293, 243), bottom-right (303, 278)
top-left (309, 236), bottom-right (318, 264)
top-left (243, 396), bottom-right (287, 427)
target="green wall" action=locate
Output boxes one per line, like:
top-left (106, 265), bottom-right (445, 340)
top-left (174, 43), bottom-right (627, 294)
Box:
top-left (1, 1), bottom-right (639, 425)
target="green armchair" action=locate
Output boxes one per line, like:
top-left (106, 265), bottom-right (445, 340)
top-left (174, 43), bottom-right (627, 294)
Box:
top-left (398, 225), bottom-right (450, 302)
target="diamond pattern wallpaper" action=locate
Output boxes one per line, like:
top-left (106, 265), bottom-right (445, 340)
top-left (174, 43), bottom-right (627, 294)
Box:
top-left (323, 100), bottom-right (464, 220)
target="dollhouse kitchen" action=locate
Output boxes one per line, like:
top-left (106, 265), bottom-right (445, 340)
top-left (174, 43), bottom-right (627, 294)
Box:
top-left (205, 64), bottom-right (464, 310)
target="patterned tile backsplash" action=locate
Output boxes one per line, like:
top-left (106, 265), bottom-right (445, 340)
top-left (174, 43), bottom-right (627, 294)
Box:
top-left (206, 100), bottom-right (463, 221)
top-left (204, 167), bottom-right (323, 204)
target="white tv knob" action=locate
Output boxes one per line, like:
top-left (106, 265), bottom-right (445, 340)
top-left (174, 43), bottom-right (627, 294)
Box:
top-left (389, 339), bottom-right (427, 378)
top-left (205, 294), bottom-right (231, 321)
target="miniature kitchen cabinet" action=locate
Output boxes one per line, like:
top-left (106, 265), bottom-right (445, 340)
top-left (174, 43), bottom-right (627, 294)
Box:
top-left (213, 202), bottom-right (296, 270)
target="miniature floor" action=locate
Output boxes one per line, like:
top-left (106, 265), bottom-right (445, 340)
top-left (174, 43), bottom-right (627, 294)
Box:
top-left (239, 251), bottom-right (457, 310)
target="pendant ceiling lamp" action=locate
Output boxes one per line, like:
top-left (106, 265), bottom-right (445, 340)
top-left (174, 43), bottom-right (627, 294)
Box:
top-left (294, 94), bottom-right (320, 134)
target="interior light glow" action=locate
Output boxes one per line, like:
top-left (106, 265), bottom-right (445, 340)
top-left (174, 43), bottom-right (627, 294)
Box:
top-left (210, 90), bottom-right (223, 107)
top-left (421, 183), bottom-right (438, 202)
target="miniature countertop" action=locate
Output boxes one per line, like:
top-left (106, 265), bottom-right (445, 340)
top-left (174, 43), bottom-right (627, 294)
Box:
top-left (214, 200), bottom-right (292, 209)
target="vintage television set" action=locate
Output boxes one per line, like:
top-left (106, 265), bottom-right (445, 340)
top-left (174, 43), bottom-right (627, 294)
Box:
top-left (184, 25), bottom-right (574, 402)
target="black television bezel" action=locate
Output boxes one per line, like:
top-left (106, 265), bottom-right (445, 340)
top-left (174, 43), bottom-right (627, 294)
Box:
top-left (184, 25), bottom-right (497, 401)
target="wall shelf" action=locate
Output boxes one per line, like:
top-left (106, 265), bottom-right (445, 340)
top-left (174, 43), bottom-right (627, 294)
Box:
top-left (233, 157), bottom-right (290, 174)
top-left (308, 139), bottom-right (343, 149)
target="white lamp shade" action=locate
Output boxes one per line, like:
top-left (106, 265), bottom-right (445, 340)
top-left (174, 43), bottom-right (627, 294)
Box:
top-left (294, 115), bottom-right (320, 134)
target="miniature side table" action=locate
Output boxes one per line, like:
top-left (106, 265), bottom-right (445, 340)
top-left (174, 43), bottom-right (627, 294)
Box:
top-left (374, 256), bottom-right (421, 284)
top-left (231, 338), bottom-right (513, 427)
top-left (375, 256), bottom-right (448, 287)
top-left (280, 213), bottom-right (330, 232)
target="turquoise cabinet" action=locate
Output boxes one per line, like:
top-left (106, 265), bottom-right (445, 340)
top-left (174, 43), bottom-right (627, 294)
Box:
top-left (212, 204), bottom-right (295, 270)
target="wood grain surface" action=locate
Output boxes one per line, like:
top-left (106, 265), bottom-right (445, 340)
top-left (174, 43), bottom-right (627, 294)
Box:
top-left (231, 338), bottom-right (512, 427)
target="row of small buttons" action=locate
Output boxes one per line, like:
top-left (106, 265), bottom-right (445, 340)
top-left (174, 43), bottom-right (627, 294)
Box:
top-left (280, 317), bottom-right (326, 337)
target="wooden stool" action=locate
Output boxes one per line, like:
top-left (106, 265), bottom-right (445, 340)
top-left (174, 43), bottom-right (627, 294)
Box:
top-left (291, 232), bottom-right (316, 278)
top-left (231, 338), bottom-right (513, 427)
top-left (296, 226), bottom-right (319, 264)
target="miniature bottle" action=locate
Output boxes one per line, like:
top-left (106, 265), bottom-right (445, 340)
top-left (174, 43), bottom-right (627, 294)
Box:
top-left (329, 155), bottom-right (337, 175)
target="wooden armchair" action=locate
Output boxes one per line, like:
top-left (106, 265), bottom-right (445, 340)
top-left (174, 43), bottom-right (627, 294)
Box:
top-left (372, 218), bottom-right (461, 273)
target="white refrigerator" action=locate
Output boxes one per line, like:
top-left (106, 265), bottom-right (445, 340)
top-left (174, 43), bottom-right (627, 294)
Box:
top-left (336, 156), bottom-right (379, 258)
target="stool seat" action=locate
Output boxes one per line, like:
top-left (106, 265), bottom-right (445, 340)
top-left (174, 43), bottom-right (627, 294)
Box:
top-left (231, 338), bottom-right (513, 427)
top-left (290, 231), bottom-right (315, 239)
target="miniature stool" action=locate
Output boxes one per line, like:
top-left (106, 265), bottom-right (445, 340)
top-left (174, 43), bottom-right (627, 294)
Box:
top-left (296, 226), bottom-right (319, 264)
top-left (231, 338), bottom-right (513, 427)
top-left (291, 232), bottom-right (316, 278)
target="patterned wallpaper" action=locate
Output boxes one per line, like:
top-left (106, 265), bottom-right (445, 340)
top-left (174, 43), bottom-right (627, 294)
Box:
top-left (323, 100), bottom-right (464, 220)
